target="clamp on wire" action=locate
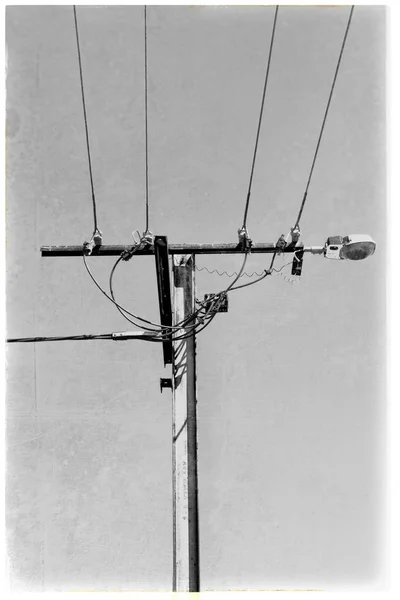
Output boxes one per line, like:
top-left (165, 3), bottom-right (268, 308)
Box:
top-left (237, 226), bottom-right (253, 252)
top-left (141, 229), bottom-right (155, 247)
top-left (276, 233), bottom-right (287, 255)
top-left (276, 225), bottom-right (301, 256)
top-left (285, 225), bottom-right (301, 246)
top-left (122, 228), bottom-right (155, 261)
top-left (83, 228), bottom-right (103, 255)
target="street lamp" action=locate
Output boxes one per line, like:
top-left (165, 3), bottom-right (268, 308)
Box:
top-left (324, 234), bottom-right (376, 261)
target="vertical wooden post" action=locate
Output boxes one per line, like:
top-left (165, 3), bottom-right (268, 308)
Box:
top-left (172, 254), bottom-right (200, 592)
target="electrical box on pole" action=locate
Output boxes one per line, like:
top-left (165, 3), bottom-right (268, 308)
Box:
top-left (291, 244), bottom-right (305, 276)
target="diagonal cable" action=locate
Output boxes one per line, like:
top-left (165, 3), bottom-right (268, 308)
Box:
top-left (242, 5), bottom-right (279, 229)
top-left (294, 5), bottom-right (355, 228)
top-left (144, 5), bottom-right (150, 233)
top-left (73, 5), bottom-right (100, 234)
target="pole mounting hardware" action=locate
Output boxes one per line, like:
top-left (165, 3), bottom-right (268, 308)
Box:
top-left (160, 378), bottom-right (173, 393)
top-left (276, 234), bottom-right (287, 254)
top-left (237, 227), bottom-right (253, 252)
top-left (286, 225), bottom-right (301, 247)
top-left (83, 229), bottom-right (103, 255)
top-left (122, 229), bottom-right (155, 261)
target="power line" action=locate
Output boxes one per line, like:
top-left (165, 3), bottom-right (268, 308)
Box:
top-left (242, 5), bottom-right (279, 229)
top-left (144, 5), bottom-right (150, 233)
top-left (107, 253), bottom-right (249, 341)
top-left (221, 254), bottom-right (302, 292)
top-left (229, 270), bottom-right (270, 292)
top-left (73, 5), bottom-right (100, 235)
top-left (7, 334), bottom-right (114, 344)
top-left (83, 247), bottom-right (251, 342)
top-left (82, 252), bottom-right (227, 338)
top-left (294, 5), bottom-right (355, 229)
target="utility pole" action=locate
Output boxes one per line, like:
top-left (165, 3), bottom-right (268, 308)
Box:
top-left (39, 239), bottom-right (312, 593)
top-left (40, 233), bottom-right (375, 591)
top-left (171, 254), bottom-right (199, 591)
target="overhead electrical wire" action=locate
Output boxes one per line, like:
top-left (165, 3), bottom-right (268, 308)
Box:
top-left (82, 253), bottom-right (179, 332)
top-left (73, 5), bottom-right (319, 345)
top-left (82, 252), bottom-right (244, 341)
top-left (107, 250), bottom-right (250, 340)
top-left (242, 5), bottom-right (279, 230)
top-left (108, 257), bottom-right (211, 335)
top-left (13, 8), bottom-right (357, 352)
top-left (108, 256), bottom-right (202, 334)
top-left (83, 246), bottom-right (251, 342)
top-left (196, 248), bottom-right (303, 291)
top-left (7, 334), bottom-right (114, 344)
top-left (294, 5), bottom-right (355, 228)
top-left (73, 5), bottom-right (100, 237)
top-left (143, 6), bottom-right (150, 233)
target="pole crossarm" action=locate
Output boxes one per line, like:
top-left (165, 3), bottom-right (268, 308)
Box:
top-left (41, 243), bottom-right (325, 257)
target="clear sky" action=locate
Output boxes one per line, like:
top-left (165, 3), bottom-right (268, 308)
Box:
top-left (5, 4), bottom-right (386, 592)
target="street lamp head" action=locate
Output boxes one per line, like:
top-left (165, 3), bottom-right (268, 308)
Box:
top-left (324, 234), bottom-right (376, 261)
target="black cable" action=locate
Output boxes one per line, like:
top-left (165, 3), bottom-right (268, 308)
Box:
top-left (108, 255), bottom-right (206, 333)
top-left (83, 253), bottom-right (177, 331)
top-left (84, 247), bottom-right (249, 342)
top-left (7, 334), bottom-right (113, 343)
top-left (73, 5), bottom-right (99, 234)
top-left (230, 270), bottom-right (270, 292)
top-left (294, 5), bottom-right (354, 228)
top-left (242, 5), bottom-right (279, 229)
top-left (108, 255), bottom-right (226, 341)
top-left (268, 250), bottom-right (278, 272)
top-left (84, 252), bottom-right (210, 335)
top-left (106, 249), bottom-right (249, 333)
top-left (144, 5), bottom-right (150, 232)
top-left (229, 248), bottom-right (304, 292)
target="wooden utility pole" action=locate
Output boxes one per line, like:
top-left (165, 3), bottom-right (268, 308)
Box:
top-left (41, 239), bottom-right (310, 591)
top-left (171, 254), bottom-right (199, 592)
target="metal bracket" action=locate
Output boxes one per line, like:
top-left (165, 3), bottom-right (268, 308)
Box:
top-left (142, 229), bottom-right (155, 247)
top-left (237, 227), bottom-right (253, 252)
top-left (291, 244), bottom-right (305, 276)
top-left (160, 378), bottom-right (173, 393)
top-left (122, 229), bottom-right (155, 261)
top-left (276, 234), bottom-right (287, 254)
top-left (83, 229), bottom-right (103, 255)
top-left (285, 225), bottom-right (301, 248)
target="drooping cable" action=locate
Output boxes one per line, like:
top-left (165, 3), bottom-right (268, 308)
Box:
top-left (83, 253), bottom-right (177, 331)
top-left (83, 246), bottom-right (249, 341)
top-left (108, 252), bottom-right (249, 339)
top-left (83, 252), bottom-right (216, 336)
top-left (294, 5), bottom-right (354, 228)
top-left (230, 270), bottom-right (270, 292)
top-left (242, 5), bottom-right (279, 229)
top-left (108, 255), bottom-right (204, 333)
top-left (73, 5), bottom-right (100, 236)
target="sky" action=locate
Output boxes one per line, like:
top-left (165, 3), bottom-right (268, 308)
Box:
top-left (5, 3), bottom-right (386, 593)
